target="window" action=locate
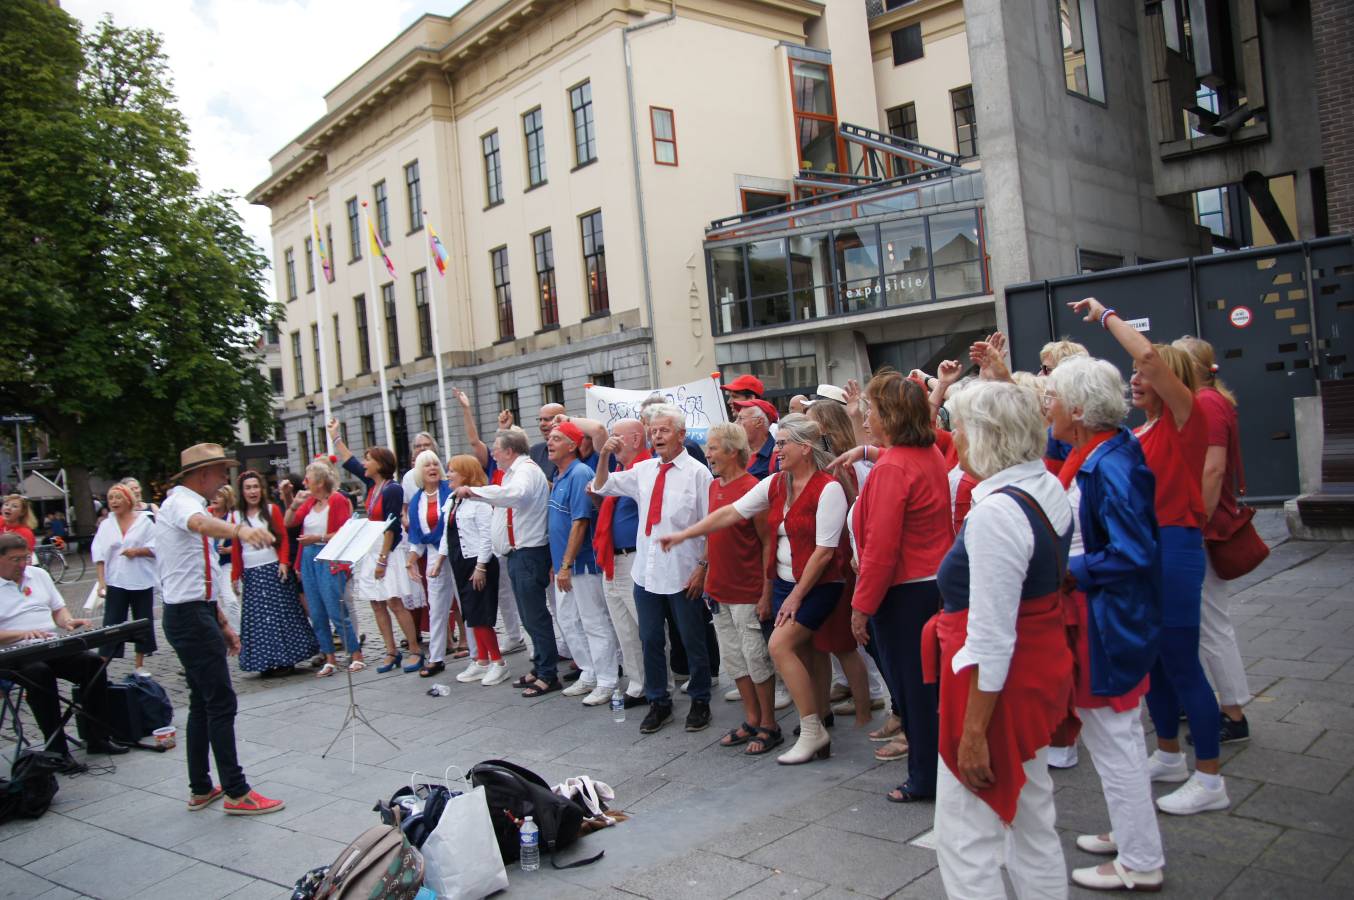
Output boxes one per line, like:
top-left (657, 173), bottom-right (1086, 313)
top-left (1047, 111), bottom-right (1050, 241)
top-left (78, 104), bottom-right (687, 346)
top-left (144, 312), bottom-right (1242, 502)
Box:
top-left (1077, 248), bottom-right (1123, 273)
top-left (499, 390), bottom-right (520, 427)
top-left (361, 415), bottom-right (376, 452)
top-left (885, 0), bottom-right (919, 9)
top-left (570, 81), bottom-right (597, 166)
top-left (789, 61), bottom-right (840, 172)
top-left (413, 268), bottom-right (432, 358)
top-left (523, 107), bottom-right (547, 187)
top-left (373, 180), bottom-right (390, 244)
top-left (928, 210), bottom-right (984, 299)
top-left (483, 131), bottom-right (503, 206)
top-left (542, 382), bottom-right (565, 407)
top-left (721, 356), bottom-right (818, 412)
top-left (284, 248), bottom-right (297, 301)
top-left (332, 313), bottom-right (344, 383)
top-left (886, 103), bottom-right (918, 142)
top-left (354, 294), bottom-right (371, 374)
top-left (304, 237), bottom-right (315, 292)
top-left (951, 86), bottom-right (977, 157)
top-left (340, 421), bottom-right (349, 446)
top-left (1060, 0), bottom-right (1105, 102)
top-left (405, 161), bottom-right (423, 232)
top-left (421, 402), bottom-right (437, 436)
top-left (298, 431), bottom-right (309, 463)
top-left (290, 331), bottom-right (305, 396)
top-left (650, 107), bottom-right (677, 165)
top-left (891, 24), bottom-right (924, 66)
top-left (346, 197), bottom-right (361, 261)
top-left (590, 371), bottom-right (615, 388)
top-left (741, 190), bottom-right (791, 214)
top-left (491, 246), bottom-right (513, 340)
top-left (580, 210), bottom-right (608, 316)
top-left (533, 230), bottom-right (558, 328)
top-left (275, 418), bottom-right (286, 442)
top-left (325, 224), bottom-right (336, 282)
top-left (381, 283), bottom-right (399, 365)
top-left (263, 322), bottom-right (279, 345)
top-left (269, 367), bottom-right (284, 395)
top-left (311, 323), bottom-right (322, 390)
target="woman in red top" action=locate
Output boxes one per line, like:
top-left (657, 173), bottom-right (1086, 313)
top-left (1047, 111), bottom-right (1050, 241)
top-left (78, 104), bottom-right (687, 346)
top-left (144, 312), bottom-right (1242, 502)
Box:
top-left (0, 494), bottom-right (37, 552)
top-left (1073, 297), bottom-right (1227, 817)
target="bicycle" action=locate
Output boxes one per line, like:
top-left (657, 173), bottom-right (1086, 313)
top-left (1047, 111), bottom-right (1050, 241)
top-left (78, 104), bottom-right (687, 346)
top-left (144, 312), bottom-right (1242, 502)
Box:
top-left (34, 540), bottom-right (86, 585)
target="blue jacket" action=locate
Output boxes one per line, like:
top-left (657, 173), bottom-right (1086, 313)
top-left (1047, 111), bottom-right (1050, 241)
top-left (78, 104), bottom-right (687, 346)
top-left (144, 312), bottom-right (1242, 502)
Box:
top-left (1068, 427), bottom-right (1163, 697)
top-left (405, 481), bottom-right (453, 551)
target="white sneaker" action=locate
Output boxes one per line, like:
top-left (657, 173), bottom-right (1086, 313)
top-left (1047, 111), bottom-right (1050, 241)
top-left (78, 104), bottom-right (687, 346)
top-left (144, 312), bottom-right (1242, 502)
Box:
top-left (680, 676), bottom-right (718, 694)
top-left (500, 637), bottom-right (527, 655)
top-left (481, 662), bottom-right (511, 686)
top-left (134, 668), bottom-right (151, 678)
top-left (724, 687), bottom-right (741, 702)
top-left (581, 685), bottom-right (613, 706)
top-left (774, 685), bottom-right (791, 710)
top-left (1156, 773), bottom-right (1229, 815)
top-left (562, 678), bottom-right (597, 698)
top-left (1146, 750), bottom-right (1190, 783)
top-left (1071, 860), bottom-right (1164, 891)
top-left (455, 661), bottom-right (489, 683)
top-left (1075, 833), bottom-right (1117, 855)
top-left (1047, 745), bottom-right (1079, 769)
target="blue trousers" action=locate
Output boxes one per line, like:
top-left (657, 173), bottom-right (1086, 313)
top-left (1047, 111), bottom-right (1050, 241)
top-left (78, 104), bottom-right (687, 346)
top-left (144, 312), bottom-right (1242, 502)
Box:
top-left (1146, 625), bottom-right (1221, 759)
top-left (870, 581), bottom-right (941, 796)
top-left (299, 543), bottom-right (358, 654)
top-left (506, 545), bottom-right (558, 682)
top-left (635, 584), bottom-right (711, 703)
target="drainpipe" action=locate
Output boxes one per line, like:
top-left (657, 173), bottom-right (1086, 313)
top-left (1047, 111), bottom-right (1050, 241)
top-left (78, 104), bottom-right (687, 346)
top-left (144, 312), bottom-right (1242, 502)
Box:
top-left (623, 1), bottom-right (676, 386)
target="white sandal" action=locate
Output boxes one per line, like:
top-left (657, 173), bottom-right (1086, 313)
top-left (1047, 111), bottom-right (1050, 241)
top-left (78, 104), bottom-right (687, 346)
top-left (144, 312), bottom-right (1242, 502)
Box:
top-left (348, 659), bottom-right (367, 672)
top-left (315, 663), bottom-right (337, 678)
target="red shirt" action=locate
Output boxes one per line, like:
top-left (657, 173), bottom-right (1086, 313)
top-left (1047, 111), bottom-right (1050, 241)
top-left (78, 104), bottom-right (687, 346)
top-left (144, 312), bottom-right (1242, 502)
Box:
top-left (851, 444), bottom-right (953, 616)
top-left (705, 473), bottom-right (763, 604)
top-left (952, 470), bottom-right (977, 533)
top-left (1135, 401), bottom-right (1208, 529)
top-left (0, 524), bottom-right (35, 551)
top-left (934, 428), bottom-right (959, 469)
top-left (1195, 387), bottom-right (1242, 539)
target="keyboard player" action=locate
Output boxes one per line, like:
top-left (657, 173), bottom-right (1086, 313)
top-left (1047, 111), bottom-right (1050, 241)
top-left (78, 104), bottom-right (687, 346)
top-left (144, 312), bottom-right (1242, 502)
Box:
top-left (0, 533), bottom-right (129, 772)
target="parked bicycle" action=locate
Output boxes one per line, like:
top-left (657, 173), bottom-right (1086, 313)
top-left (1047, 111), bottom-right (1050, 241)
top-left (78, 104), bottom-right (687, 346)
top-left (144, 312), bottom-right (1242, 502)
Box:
top-left (35, 539), bottom-right (86, 584)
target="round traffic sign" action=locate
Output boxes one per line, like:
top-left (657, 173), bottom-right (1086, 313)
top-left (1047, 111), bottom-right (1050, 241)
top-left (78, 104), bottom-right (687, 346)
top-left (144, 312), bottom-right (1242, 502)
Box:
top-left (1229, 306), bottom-right (1252, 328)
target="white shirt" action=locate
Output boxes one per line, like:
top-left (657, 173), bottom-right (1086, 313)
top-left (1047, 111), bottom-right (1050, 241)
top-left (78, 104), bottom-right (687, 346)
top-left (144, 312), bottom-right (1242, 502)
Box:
top-left (91, 512), bottom-right (158, 590)
top-left (230, 510), bottom-right (280, 570)
top-left (732, 475), bottom-right (846, 581)
top-left (156, 484), bottom-right (215, 605)
top-left (592, 450), bottom-right (712, 595)
top-left (469, 456), bottom-right (550, 556)
top-left (433, 497), bottom-right (495, 565)
top-left (401, 468), bottom-right (421, 508)
top-left (0, 566), bottom-right (65, 633)
top-left (950, 460), bottom-right (1072, 692)
top-left (303, 504), bottom-right (328, 537)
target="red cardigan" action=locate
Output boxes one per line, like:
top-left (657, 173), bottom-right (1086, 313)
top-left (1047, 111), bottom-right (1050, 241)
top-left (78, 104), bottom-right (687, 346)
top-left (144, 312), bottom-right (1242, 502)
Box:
top-left (229, 505), bottom-right (292, 582)
top-left (288, 493), bottom-right (353, 570)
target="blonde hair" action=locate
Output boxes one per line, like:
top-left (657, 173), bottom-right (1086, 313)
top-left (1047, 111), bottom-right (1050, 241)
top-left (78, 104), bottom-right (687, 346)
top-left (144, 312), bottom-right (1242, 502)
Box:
top-left (413, 450), bottom-right (443, 486)
top-left (447, 454), bottom-right (488, 488)
top-left (806, 399), bottom-right (856, 456)
top-left (1040, 339), bottom-right (1089, 370)
top-left (106, 484), bottom-right (137, 512)
top-left (1173, 335), bottom-right (1237, 406)
top-left (705, 423), bottom-right (750, 467)
top-left (3, 494), bottom-right (38, 530)
top-left (214, 485), bottom-right (236, 512)
top-left (1155, 344), bottom-right (1199, 393)
top-left (304, 460), bottom-right (339, 493)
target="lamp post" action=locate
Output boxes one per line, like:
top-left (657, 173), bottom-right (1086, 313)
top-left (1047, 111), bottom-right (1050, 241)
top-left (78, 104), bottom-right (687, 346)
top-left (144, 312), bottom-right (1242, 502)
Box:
top-left (305, 399), bottom-right (317, 458)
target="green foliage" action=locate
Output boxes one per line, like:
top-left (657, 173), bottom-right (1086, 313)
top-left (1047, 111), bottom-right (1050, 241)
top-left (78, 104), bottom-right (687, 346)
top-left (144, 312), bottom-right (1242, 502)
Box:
top-left (0, 2), bottom-right (278, 482)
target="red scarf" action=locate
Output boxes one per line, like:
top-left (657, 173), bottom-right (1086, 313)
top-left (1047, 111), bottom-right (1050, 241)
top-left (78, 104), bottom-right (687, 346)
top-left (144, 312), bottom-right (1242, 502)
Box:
top-left (1056, 430), bottom-right (1116, 489)
top-left (593, 447), bottom-right (651, 579)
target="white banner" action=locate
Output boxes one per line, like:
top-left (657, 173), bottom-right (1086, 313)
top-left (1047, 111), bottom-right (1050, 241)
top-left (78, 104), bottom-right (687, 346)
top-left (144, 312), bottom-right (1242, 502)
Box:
top-left (584, 376), bottom-right (728, 444)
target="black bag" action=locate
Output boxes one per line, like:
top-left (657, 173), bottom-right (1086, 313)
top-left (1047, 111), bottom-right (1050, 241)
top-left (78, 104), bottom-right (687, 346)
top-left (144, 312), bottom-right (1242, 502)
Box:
top-left (106, 675), bottom-right (173, 744)
top-left (468, 759), bottom-right (603, 869)
top-left (380, 783), bottom-right (460, 849)
top-left (0, 749), bottom-right (63, 823)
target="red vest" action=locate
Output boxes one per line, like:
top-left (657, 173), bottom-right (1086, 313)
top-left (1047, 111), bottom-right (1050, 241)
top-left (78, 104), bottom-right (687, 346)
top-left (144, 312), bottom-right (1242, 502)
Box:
top-left (766, 470), bottom-right (846, 584)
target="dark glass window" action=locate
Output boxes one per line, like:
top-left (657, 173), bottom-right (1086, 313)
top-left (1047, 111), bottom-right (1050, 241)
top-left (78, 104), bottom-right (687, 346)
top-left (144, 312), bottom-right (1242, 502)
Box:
top-left (346, 197), bottom-right (361, 261)
top-left (789, 232), bottom-right (831, 321)
top-left (310, 323), bottom-right (322, 390)
top-left (590, 371), bottom-right (615, 388)
top-left (381, 283), bottom-right (399, 364)
top-left (332, 313), bottom-right (344, 382)
top-left (891, 24), bottom-right (923, 65)
top-left (570, 81), bottom-right (597, 166)
top-left (710, 245), bottom-right (748, 334)
top-left (325, 224), bottom-right (336, 280)
top-left (928, 210), bottom-right (983, 298)
top-left (533, 230), bottom-right (558, 328)
top-left (303, 237), bottom-right (315, 292)
top-left (354, 295), bottom-right (371, 374)
top-left (284, 248), bottom-right (297, 300)
top-left (290, 331), bottom-right (304, 396)
top-left (361, 415), bottom-right (376, 452)
top-left (790, 61), bottom-right (839, 172)
top-left (492, 246), bottom-right (513, 340)
top-left (886, 103), bottom-right (918, 142)
top-left (298, 431), bottom-right (309, 463)
top-left (542, 382), bottom-right (565, 406)
top-left (405, 161), bottom-right (423, 231)
top-left (269, 367), bottom-right (284, 395)
top-left (881, 219), bottom-right (931, 305)
top-left (523, 107), bottom-right (547, 187)
top-left (373, 180), bottom-right (390, 244)
top-left (483, 131), bottom-right (503, 205)
top-left (499, 390), bottom-right (520, 426)
top-left (834, 224), bottom-right (882, 313)
top-left (580, 210), bottom-right (608, 315)
top-left (413, 268), bottom-right (432, 357)
top-left (951, 86), bottom-right (978, 157)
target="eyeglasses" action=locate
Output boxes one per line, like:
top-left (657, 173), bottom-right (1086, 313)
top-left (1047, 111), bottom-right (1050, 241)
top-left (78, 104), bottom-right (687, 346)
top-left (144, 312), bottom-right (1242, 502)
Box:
top-left (1039, 364), bottom-right (1052, 375)
top-left (773, 439), bottom-right (791, 449)
top-left (1040, 391), bottom-right (1058, 409)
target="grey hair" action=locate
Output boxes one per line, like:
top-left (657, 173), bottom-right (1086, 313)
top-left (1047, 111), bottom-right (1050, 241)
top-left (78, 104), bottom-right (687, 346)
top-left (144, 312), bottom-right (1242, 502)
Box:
top-left (706, 422), bottom-right (751, 467)
top-left (495, 429), bottom-right (530, 455)
top-left (646, 403), bottom-right (686, 431)
top-left (0, 533), bottom-right (28, 554)
top-left (1048, 356), bottom-right (1127, 431)
top-left (640, 391), bottom-right (667, 409)
top-left (946, 381), bottom-right (1046, 480)
top-left (412, 432), bottom-right (439, 455)
top-left (735, 405), bottom-right (768, 426)
top-left (776, 414), bottom-right (836, 473)
top-left (304, 459), bottom-right (339, 492)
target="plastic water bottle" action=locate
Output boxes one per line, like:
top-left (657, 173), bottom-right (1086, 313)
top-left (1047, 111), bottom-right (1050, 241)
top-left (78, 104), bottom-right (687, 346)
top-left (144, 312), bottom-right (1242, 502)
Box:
top-left (519, 816), bottom-right (540, 871)
top-left (611, 688), bottom-right (626, 723)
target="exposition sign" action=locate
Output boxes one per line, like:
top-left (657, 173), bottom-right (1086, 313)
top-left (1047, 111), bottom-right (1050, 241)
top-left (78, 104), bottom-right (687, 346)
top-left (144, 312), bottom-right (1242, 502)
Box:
top-left (584, 376), bottom-right (729, 444)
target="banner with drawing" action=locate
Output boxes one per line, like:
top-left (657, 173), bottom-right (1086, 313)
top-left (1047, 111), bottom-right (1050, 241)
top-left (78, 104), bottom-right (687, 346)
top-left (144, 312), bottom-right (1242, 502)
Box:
top-left (584, 376), bottom-right (728, 444)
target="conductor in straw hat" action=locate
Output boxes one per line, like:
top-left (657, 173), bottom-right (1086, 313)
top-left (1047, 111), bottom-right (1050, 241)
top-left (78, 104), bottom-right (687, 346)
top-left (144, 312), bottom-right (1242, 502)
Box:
top-left (155, 443), bottom-right (285, 816)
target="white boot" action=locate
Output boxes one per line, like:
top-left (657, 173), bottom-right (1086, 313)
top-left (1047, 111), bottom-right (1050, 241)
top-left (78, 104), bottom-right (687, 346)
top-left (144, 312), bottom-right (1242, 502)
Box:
top-left (777, 714), bottom-right (830, 765)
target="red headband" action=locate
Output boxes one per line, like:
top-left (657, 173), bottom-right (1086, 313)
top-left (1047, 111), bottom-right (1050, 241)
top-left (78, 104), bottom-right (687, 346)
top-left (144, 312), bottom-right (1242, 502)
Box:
top-left (553, 421), bottom-right (585, 447)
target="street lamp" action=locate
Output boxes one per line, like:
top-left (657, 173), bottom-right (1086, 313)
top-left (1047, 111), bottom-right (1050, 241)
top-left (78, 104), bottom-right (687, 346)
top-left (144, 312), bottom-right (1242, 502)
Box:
top-left (305, 399), bottom-right (317, 458)
top-left (390, 378), bottom-right (405, 407)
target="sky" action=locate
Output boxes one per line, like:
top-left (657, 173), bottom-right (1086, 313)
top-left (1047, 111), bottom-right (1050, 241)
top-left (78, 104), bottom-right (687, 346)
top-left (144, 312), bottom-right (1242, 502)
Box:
top-left (62, 0), bottom-right (470, 289)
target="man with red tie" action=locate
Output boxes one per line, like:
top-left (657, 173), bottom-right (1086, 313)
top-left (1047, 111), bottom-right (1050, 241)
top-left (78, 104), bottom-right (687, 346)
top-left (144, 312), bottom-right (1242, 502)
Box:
top-left (592, 418), bottom-right (650, 708)
top-left (592, 404), bottom-right (713, 734)
top-left (157, 443), bottom-right (284, 815)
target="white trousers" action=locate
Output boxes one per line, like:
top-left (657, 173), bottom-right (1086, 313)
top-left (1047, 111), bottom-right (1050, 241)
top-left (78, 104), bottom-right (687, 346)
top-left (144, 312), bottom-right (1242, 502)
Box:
top-left (424, 563), bottom-right (455, 664)
top-left (935, 747), bottom-right (1068, 900)
top-left (830, 646), bottom-right (887, 698)
top-left (494, 554), bottom-right (524, 642)
top-left (604, 553), bottom-right (647, 697)
top-left (556, 572), bottom-right (618, 688)
top-left (548, 583), bottom-right (573, 660)
top-left (1077, 703), bottom-right (1165, 872)
top-left (1199, 555), bottom-right (1250, 707)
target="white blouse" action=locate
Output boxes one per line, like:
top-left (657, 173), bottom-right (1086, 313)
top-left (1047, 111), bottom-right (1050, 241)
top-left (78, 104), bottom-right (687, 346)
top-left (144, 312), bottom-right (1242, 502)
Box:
top-left (91, 512), bottom-right (157, 590)
top-left (733, 475), bottom-right (846, 582)
top-left (230, 510), bottom-right (280, 570)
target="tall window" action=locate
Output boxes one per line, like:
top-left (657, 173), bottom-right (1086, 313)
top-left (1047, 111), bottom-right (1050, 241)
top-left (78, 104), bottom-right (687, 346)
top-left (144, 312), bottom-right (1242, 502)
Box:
top-left (413, 268), bottom-right (432, 357)
top-left (542, 382), bottom-right (564, 406)
top-left (483, 131), bottom-right (503, 206)
top-left (570, 81), bottom-right (597, 166)
top-left (264, 322), bottom-right (279, 344)
top-left (284, 248), bottom-right (297, 301)
top-left (491, 246), bottom-right (513, 340)
top-left (373, 180), bottom-right (390, 244)
top-left (891, 24), bottom-right (924, 65)
top-left (589, 371), bottom-right (615, 388)
top-left (339, 421), bottom-right (349, 446)
top-left (498, 390), bottom-right (520, 426)
top-left (310, 323), bottom-right (321, 390)
top-left (951, 86), bottom-right (978, 157)
top-left (405, 161), bottom-right (423, 232)
top-left (381, 283), bottom-right (399, 364)
top-left (361, 415), bottom-right (376, 452)
top-left (325, 224), bottom-right (336, 282)
top-left (304, 237), bottom-right (315, 292)
top-left (1060, 0), bottom-right (1105, 102)
top-left (523, 107), bottom-right (547, 187)
top-left (346, 197), bottom-right (361, 261)
top-left (298, 431), bottom-right (310, 463)
top-left (332, 313), bottom-right (344, 383)
top-left (886, 103), bottom-right (918, 141)
top-left (269, 367), bottom-right (284, 395)
top-left (533, 230), bottom-right (558, 328)
top-left (290, 331), bottom-right (304, 396)
top-left (421, 402), bottom-right (437, 435)
top-left (650, 107), bottom-right (677, 166)
top-left (354, 295), bottom-right (371, 373)
top-left (580, 210), bottom-right (608, 316)
top-left (790, 60), bottom-right (839, 172)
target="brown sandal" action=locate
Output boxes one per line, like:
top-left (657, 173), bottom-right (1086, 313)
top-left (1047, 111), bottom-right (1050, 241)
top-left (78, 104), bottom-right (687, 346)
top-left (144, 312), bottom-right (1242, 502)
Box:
top-left (875, 734), bottom-right (909, 761)
top-left (869, 714), bottom-right (902, 743)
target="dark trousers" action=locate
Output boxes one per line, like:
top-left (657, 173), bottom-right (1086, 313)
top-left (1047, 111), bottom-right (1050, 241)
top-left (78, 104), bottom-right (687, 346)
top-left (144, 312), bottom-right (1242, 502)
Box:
top-left (635, 584), bottom-right (711, 703)
top-left (667, 603), bottom-right (720, 679)
top-left (162, 602), bottom-right (248, 798)
top-left (871, 581), bottom-right (941, 796)
top-left (13, 651), bottom-right (109, 755)
top-left (100, 585), bottom-right (157, 658)
top-left (506, 546), bottom-right (558, 682)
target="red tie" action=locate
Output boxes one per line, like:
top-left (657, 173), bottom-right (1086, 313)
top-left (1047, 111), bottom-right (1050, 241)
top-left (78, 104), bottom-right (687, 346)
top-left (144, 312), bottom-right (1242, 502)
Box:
top-left (507, 507), bottom-right (516, 548)
top-left (202, 535), bottom-right (213, 600)
top-left (645, 462), bottom-right (675, 536)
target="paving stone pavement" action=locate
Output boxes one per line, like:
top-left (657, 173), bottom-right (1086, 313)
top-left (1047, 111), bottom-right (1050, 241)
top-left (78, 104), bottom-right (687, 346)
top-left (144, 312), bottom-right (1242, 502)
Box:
top-left (2, 509), bottom-right (1352, 899)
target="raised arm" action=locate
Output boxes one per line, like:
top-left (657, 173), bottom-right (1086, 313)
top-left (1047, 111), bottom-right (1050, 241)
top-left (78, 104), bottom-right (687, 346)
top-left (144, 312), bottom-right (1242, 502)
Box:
top-left (454, 388), bottom-right (489, 469)
top-left (326, 418), bottom-right (353, 464)
top-left (1071, 297), bottom-right (1194, 429)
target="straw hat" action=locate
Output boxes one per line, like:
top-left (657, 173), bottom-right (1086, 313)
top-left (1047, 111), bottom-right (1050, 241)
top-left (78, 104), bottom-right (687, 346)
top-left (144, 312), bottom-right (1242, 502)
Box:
top-left (170, 443), bottom-right (240, 482)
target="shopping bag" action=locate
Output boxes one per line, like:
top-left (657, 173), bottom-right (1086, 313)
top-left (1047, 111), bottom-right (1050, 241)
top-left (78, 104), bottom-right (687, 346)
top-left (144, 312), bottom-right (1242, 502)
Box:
top-left (420, 784), bottom-right (508, 900)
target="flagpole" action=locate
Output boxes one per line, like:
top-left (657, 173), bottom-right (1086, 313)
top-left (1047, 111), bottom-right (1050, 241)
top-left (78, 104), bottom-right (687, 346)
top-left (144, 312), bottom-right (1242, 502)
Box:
top-left (308, 197), bottom-right (335, 456)
top-left (360, 201), bottom-right (395, 452)
top-left (422, 210), bottom-right (452, 459)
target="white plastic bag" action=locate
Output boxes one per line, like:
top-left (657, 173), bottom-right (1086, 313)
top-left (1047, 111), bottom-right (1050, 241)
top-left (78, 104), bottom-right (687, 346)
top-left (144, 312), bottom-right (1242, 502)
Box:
top-left (421, 784), bottom-right (509, 900)
top-left (553, 775), bottom-right (616, 824)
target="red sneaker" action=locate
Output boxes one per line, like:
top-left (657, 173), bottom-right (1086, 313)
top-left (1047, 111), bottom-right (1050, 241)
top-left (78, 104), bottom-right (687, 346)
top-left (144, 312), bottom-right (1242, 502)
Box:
top-left (187, 786), bottom-right (224, 811)
top-left (223, 789), bottom-right (286, 816)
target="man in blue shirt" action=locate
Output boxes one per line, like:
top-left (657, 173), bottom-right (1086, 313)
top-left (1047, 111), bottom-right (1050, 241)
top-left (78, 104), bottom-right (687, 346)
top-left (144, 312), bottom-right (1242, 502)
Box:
top-left (733, 399), bottom-right (779, 479)
top-left (547, 422), bottom-right (619, 707)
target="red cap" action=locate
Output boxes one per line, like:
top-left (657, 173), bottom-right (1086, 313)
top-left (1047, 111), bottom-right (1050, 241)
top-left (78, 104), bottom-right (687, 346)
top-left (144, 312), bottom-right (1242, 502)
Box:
top-left (721, 374), bottom-right (765, 397)
top-left (552, 421), bottom-right (585, 447)
top-left (732, 398), bottom-right (779, 424)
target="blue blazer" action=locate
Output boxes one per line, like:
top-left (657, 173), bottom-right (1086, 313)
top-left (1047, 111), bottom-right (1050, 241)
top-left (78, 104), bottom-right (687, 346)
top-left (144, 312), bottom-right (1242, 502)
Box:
top-left (405, 481), bottom-right (453, 551)
top-left (1068, 427), bottom-right (1163, 697)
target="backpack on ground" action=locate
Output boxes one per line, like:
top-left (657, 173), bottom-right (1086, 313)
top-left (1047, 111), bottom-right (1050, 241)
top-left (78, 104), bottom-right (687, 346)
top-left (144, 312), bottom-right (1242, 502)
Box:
top-left (468, 758), bottom-right (603, 869)
top-left (310, 814), bottom-right (424, 900)
top-left (0, 749), bottom-right (63, 823)
top-left (104, 674), bottom-right (174, 745)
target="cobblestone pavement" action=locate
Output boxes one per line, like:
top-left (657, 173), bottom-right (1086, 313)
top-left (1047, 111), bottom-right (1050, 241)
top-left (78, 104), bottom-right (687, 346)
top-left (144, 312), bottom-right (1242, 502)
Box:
top-left (2, 510), bottom-right (1352, 899)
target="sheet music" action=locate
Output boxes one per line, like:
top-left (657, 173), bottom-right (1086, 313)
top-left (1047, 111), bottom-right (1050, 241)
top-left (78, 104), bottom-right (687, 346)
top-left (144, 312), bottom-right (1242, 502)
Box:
top-left (315, 519), bottom-right (389, 563)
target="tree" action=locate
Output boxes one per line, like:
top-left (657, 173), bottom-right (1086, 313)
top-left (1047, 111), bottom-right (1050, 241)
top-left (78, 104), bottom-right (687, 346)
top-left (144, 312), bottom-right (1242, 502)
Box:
top-left (0, 2), bottom-right (278, 528)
